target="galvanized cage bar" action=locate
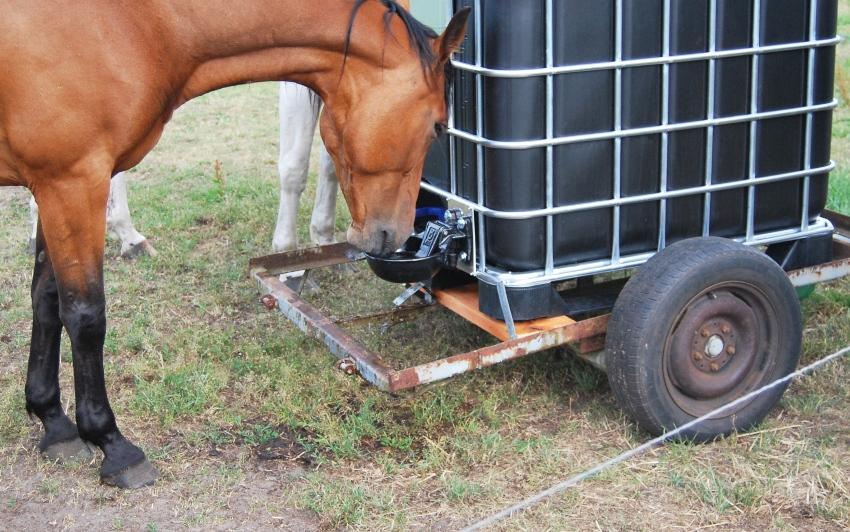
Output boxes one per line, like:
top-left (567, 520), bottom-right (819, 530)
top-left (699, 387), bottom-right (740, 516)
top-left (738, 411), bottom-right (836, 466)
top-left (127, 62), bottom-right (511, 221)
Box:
top-left (473, 0), bottom-right (486, 274)
top-left (703, 0), bottom-right (718, 237)
top-left (470, 220), bottom-right (835, 289)
top-left (422, 163), bottom-right (836, 220)
top-left (659, 0), bottom-right (672, 252)
top-left (447, 101), bottom-right (835, 150)
top-left (746, 0), bottom-right (762, 240)
top-left (449, 35), bottom-right (840, 78)
top-left (445, 0), bottom-right (457, 196)
top-left (802, 0), bottom-right (820, 231)
top-left (544, 0), bottom-right (555, 275)
top-left (612, 0), bottom-right (624, 264)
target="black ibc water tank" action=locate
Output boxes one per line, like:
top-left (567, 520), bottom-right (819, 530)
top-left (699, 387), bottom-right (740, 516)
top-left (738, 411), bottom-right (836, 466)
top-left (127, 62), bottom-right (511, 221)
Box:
top-left (422, 0), bottom-right (837, 274)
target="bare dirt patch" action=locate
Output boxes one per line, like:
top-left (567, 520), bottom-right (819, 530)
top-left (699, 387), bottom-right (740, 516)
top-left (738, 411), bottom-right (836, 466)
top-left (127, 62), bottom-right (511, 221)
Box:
top-left (0, 438), bottom-right (319, 531)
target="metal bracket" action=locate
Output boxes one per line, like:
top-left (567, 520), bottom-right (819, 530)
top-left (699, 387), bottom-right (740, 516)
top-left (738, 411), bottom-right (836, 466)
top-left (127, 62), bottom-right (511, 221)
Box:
top-left (393, 282), bottom-right (428, 307)
top-left (495, 281), bottom-right (517, 340)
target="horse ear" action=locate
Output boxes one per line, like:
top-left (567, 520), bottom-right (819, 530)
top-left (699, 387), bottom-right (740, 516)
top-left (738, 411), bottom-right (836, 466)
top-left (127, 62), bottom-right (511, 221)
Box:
top-left (435, 7), bottom-right (471, 65)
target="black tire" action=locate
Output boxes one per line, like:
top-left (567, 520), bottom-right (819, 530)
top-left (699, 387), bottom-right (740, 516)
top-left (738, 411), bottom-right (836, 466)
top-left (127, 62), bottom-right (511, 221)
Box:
top-left (606, 237), bottom-right (802, 442)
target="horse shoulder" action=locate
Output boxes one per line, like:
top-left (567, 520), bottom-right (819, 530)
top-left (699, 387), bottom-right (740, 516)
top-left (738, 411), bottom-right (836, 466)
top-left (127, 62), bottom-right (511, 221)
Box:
top-left (0, 4), bottom-right (185, 180)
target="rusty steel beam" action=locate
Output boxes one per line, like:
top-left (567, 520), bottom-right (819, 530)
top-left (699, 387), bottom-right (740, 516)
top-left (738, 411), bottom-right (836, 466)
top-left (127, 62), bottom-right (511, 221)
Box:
top-left (387, 314), bottom-right (610, 391)
top-left (824, 209), bottom-right (850, 235)
top-left (255, 271), bottom-right (396, 391)
top-left (578, 335), bottom-right (606, 354)
top-left (253, 256), bottom-right (611, 392)
top-left (787, 235), bottom-right (850, 287)
top-left (249, 242), bottom-right (363, 277)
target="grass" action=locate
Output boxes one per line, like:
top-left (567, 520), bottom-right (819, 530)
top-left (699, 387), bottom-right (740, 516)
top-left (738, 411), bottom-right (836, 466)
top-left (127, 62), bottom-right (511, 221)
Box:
top-left (2, 7), bottom-right (850, 532)
top-left (130, 364), bottom-right (227, 425)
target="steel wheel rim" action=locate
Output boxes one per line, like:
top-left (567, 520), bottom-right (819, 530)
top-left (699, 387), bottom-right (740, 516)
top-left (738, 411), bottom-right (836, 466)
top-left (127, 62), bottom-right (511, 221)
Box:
top-left (663, 282), bottom-right (779, 418)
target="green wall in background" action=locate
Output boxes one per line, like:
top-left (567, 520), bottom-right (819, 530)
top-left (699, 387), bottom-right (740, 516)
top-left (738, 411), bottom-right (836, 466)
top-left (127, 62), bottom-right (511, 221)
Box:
top-left (411, 0), bottom-right (451, 31)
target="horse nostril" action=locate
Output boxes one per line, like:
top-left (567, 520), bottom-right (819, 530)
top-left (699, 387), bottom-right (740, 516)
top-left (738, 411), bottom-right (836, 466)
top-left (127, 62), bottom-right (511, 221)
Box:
top-left (379, 230), bottom-right (391, 254)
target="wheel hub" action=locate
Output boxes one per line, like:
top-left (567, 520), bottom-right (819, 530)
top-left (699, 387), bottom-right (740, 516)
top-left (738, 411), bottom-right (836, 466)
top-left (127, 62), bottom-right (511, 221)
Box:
top-left (705, 335), bottom-right (725, 358)
top-left (668, 292), bottom-right (758, 400)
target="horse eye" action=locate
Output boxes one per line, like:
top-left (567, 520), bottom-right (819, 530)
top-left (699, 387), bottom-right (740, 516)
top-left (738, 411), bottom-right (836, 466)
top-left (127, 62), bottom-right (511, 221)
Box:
top-left (434, 123), bottom-right (447, 137)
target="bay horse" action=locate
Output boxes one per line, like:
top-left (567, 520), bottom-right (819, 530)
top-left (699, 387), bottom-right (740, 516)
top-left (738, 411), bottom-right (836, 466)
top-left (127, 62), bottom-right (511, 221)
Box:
top-left (27, 2), bottom-right (411, 255)
top-left (273, 0), bottom-right (412, 252)
top-left (0, 0), bottom-right (469, 488)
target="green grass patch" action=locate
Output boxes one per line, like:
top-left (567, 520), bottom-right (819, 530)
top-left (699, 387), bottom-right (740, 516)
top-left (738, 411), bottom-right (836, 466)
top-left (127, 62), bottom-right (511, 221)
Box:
top-left (131, 364), bottom-right (226, 425)
top-left (300, 474), bottom-right (399, 529)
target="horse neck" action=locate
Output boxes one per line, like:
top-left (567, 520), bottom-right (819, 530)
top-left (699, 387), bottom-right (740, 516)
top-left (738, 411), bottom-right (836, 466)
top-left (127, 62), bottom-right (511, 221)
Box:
top-left (171, 0), bottom-right (407, 104)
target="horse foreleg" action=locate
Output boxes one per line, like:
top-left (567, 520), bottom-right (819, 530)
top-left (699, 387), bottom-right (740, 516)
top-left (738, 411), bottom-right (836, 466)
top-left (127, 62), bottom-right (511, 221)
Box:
top-left (35, 174), bottom-right (157, 489)
top-left (273, 82), bottom-right (321, 252)
top-left (310, 144), bottom-right (339, 246)
top-left (26, 222), bottom-right (92, 462)
top-left (106, 172), bottom-right (156, 259)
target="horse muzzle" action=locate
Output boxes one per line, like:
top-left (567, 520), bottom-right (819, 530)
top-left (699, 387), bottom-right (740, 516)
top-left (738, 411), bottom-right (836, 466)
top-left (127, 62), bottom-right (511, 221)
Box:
top-left (347, 223), bottom-right (406, 257)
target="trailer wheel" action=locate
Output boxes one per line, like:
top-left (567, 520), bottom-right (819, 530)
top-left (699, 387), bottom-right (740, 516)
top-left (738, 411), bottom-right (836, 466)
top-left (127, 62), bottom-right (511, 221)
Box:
top-left (605, 237), bottom-right (802, 442)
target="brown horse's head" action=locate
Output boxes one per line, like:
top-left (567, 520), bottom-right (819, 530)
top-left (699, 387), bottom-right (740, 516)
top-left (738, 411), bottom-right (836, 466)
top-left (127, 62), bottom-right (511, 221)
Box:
top-left (319, 2), bottom-right (470, 256)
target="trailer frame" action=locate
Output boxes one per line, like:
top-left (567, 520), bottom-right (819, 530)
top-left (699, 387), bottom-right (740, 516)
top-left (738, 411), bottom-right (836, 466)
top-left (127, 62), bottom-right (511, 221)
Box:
top-left (250, 211), bottom-right (850, 393)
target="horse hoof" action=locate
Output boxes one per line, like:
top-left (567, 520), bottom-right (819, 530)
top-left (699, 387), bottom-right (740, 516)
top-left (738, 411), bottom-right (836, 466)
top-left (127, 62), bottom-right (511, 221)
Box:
top-left (101, 458), bottom-right (159, 489)
top-left (41, 437), bottom-right (93, 463)
top-left (121, 239), bottom-right (158, 259)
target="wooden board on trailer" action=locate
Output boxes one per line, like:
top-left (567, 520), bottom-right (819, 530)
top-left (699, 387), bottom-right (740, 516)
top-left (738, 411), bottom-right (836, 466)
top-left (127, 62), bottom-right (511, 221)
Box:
top-left (431, 283), bottom-right (575, 342)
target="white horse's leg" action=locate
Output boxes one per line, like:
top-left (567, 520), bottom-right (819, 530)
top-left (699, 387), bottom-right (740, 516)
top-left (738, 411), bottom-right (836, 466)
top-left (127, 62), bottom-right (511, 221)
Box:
top-left (310, 144), bottom-right (339, 245)
top-left (273, 82), bottom-right (322, 252)
top-left (28, 195), bottom-right (39, 253)
top-left (107, 172), bottom-right (156, 258)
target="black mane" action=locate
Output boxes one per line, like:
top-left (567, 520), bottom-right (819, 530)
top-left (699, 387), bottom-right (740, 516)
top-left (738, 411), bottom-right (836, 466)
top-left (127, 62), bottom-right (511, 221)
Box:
top-left (343, 0), bottom-right (440, 73)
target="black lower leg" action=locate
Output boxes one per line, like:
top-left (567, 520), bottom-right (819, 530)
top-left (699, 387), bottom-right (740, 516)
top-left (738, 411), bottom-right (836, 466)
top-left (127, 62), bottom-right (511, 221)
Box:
top-left (60, 286), bottom-right (152, 484)
top-left (25, 230), bottom-right (80, 452)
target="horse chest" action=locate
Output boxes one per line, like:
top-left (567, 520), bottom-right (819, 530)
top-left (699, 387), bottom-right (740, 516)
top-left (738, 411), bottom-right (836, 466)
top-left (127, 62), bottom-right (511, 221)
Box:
top-left (0, 130), bottom-right (24, 187)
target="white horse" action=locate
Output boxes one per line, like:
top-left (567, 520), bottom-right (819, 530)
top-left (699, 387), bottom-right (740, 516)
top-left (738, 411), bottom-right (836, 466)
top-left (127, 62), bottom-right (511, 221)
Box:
top-left (273, 82), bottom-right (339, 252)
top-left (29, 172), bottom-right (156, 258)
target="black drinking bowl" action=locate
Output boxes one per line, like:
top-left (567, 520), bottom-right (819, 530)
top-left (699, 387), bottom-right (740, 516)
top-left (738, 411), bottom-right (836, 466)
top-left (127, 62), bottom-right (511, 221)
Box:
top-left (365, 236), bottom-right (442, 284)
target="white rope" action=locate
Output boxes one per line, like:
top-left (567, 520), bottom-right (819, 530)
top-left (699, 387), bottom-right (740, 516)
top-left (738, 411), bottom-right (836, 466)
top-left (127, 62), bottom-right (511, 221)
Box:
top-left (462, 344), bottom-right (850, 531)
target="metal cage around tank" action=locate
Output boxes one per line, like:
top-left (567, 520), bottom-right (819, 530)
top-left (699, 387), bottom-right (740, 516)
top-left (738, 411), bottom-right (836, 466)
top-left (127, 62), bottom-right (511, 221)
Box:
top-left (420, 0), bottom-right (841, 292)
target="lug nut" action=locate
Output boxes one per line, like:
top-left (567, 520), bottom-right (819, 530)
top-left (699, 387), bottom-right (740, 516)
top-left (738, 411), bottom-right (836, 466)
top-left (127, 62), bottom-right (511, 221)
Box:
top-left (701, 328), bottom-right (710, 338)
top-left (726, 345), bottom-right (736, 355)
top-left (692, 351), bottom-right (703, 362)
top-left (710, 362), bottom-right (720, 372)
top-left (721, 325), bottom-right (731, 334)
